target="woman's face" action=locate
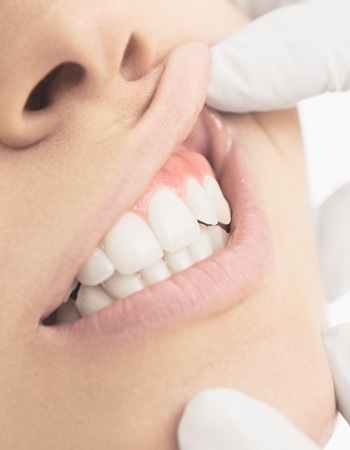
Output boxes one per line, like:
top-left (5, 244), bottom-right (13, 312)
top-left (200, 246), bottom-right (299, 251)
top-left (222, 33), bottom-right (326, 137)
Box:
top-left (0, 1), bottom-right (335, 448)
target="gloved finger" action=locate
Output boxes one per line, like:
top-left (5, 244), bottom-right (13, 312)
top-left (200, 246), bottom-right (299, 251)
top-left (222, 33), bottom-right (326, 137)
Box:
top-left (234, 0), bottom-right (305, 19)
top-left (323, 324), bottom-right (350, 424)
top-left (178, 388), bottom-right (320, 450)
top-left (316, 182), bottom-right (350, 301)
top-left (207, 1), bottom-right (350, 113)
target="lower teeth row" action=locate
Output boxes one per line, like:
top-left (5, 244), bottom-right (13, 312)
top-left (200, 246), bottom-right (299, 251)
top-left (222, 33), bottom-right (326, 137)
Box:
top-left (53, 224), bottom-right (230, 324)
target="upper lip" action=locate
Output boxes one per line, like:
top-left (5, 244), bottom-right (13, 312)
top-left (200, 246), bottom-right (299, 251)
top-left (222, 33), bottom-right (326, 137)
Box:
top-left (38, 44), bottom-right (273, 345)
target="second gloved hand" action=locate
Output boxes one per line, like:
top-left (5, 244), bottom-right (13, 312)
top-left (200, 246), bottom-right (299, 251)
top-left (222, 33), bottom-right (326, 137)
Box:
top-left (207, 1), bottom-right (350, 113)
top-left (178, 388), bottom-right (320, 450)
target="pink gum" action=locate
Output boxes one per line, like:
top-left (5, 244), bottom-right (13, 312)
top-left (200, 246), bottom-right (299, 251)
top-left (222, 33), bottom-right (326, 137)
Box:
top-left (131, 147), bottom-right (214, 220)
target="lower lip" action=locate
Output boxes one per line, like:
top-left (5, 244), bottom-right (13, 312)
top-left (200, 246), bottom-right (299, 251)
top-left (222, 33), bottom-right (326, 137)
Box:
top-left (40, 109), bottom-right (273, 346)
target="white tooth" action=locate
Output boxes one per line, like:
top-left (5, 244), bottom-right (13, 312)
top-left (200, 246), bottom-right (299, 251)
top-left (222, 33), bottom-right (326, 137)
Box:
top-left (76, 285), bottom-right (114, 317)
top-left (164, 248), bottom-right (194, 274)
top-left (140, 259), bottom-right (171, 285)
top-left (188, 224), bottom-right (214, 263)
top-left (102, 272), bottom-right (144, 299)
top-left (104, 212), bottom-right (163, 275)
top-left (77, 248), bottom-right (115, 286)
top-left (149, 188), bottom-right (201, 252)
top-left (56, 299), bottom-right (81, 323)
top-left (185, 178), bottom-right (218, 225)
top-left (203, 175), bottom-right (231, 225)
top-left (207, 225), bottom-right (230, 252)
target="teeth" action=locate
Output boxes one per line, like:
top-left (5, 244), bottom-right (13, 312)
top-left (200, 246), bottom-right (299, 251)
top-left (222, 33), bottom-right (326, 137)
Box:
top-left (203, 175), bottom-right (231, 225)
top-left (207, 225), bottom-right (230, 252)
top-left (140, 259), bottom-right (171, 285)
top-left (185, 178), bottom-right (218, 225)
top-left (104, 212), bottom-right (163, 275)
top-left (67, 174), bottom-right (232, 321)
top-left (149, 188), bottom-right (201, 252)
top-left (188, 224), bottom-right (214, 263)
top-left (103, 272), bottom-right (144, 299)
top-left (164, 248), bottom-right (193, 274)
top-left (76, 285), bottom-right (114, 317)
top-left (77, 248), bottom-right (115, 286)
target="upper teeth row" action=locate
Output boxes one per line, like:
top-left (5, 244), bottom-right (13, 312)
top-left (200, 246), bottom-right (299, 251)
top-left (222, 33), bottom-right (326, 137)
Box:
top-left (71, 175), bottom-right (231, 317)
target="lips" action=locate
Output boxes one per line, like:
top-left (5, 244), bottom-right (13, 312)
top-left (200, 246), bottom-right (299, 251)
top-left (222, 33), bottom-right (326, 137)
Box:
top-left (56, 149), bottom-right (231, 319)
top-left (39, 43), bottom-right (272, 344)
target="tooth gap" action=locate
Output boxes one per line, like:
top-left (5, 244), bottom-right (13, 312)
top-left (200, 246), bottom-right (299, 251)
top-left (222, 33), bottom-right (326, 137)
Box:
top-left (42, 310), bottom-right (57, 326)
top-left (221, 222), bottom-right (232, 233)
top-left (41, 280), bottom-right (81, 325)
top-left (197, 220), bottom-right (210, 226)
top-left (70, 282), bottom-right (81, 301)
top-left (197, 220), bottom-right (231, 232)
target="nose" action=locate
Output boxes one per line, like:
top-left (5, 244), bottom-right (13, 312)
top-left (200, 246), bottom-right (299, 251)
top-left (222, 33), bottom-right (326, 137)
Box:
top-left (0, 3), bottom-right (155, 149)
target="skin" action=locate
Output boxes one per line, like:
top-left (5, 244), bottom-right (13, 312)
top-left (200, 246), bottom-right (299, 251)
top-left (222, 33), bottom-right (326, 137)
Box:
top-left (0, 1), bottom-right (335, 449)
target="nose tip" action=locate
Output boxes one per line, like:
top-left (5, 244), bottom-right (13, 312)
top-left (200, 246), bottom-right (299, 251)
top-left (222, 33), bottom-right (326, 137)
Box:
top-left (0, 6), bottom-right (155, 149)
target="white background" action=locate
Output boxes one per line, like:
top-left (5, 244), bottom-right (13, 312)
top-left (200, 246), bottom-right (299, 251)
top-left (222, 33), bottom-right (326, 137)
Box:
top-left (299, 92), bottom-right (350, 448)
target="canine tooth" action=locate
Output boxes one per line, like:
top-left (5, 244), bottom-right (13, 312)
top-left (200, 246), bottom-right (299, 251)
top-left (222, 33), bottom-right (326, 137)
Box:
top-left (149, 188), bottom-right (201, 252)
top-left (164, 248), bottom-right (193, 274)
top-left (207, 225), bottom-right (230, 252)
top-left (188, 224), bottom-right (214, 263)
top-left (56, 299), bottom-right (81, 323)
top-left (140, 260), bottom-right (171, 285)
top-left (77, 248), bottom-right (115, 286)
top-left (185, 178), bottom-right (218, 225)
top-left (102, 272), bottom-right (144, 299)
top-left (104, 212), bottom-right (163, 275)
top-left (76, 285), bottom-right (114, 317)
top-left (203, 175), bottom-right (231, 225)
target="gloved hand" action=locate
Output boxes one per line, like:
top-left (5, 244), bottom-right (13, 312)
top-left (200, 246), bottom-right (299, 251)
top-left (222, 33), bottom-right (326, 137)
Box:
top-left (178, 389), bottom-right (320, 450)
top-left (234, 0), bottom-right (305, 19)
top-left (177, 324), bottom-right (350, 450)
top-left (207, 0), bottom-right (350, 112)
top-left (317, 183), bottom-right (350, 301)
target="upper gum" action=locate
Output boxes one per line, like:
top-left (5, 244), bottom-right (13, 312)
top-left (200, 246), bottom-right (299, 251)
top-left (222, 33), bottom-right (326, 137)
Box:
top-left (131, 146), bottom-right (215, 220)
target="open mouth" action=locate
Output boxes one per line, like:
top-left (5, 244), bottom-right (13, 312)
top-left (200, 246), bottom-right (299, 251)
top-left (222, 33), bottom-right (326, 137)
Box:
top-left (44, 121), bottom-right (232, 325)
top-left (38, 44), bottom-right (272, 342)
top-left (41, 107), bottom-right (271, 341)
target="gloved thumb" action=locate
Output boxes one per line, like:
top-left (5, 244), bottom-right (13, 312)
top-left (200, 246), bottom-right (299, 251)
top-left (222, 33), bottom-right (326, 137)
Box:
top-left (178, 388), bottom-right (320, 450)
top-left (207, 1), bottom-right (350, 112)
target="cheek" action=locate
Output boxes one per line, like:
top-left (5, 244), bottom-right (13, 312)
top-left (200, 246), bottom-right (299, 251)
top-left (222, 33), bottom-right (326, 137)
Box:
top-left (241, 110), bottom-right (328, 323)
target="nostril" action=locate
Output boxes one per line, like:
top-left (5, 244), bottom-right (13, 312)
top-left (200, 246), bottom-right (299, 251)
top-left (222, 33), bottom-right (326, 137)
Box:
top-left (121, 34), bottom-right (154, 82)
top-left (24, 66), bottom-right (60, 112)
top-left (24, 62), bottom-right (85, 112)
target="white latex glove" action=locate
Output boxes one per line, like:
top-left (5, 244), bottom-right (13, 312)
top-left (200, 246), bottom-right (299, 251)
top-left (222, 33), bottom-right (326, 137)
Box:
top-left (178, 389), bottom-right (320, 450)
top-left (178, 324), bottom-right (350, 449)
top-left (207, 0), bottom-right (350, 112)
top-left (317, 182), bottom-right (350, 301)
top-left (234, 0), bottom-right (305, 19)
